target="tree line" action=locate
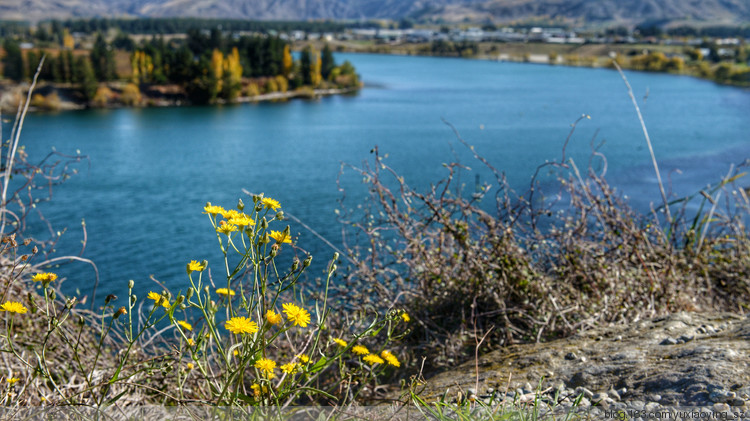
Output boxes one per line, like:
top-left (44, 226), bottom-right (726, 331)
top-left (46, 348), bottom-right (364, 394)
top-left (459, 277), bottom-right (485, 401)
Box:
top-left (2, 30), bottom-right (359, 105)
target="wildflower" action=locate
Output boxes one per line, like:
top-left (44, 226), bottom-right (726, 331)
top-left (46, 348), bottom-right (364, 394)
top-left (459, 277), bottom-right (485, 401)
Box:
top-left (32, 273), bottom-right (58, 283)
top-left (381, 350), bottom-right (401, 367)
top-left (233, 349), bottom-right (240, 357)
top-left (269, 230), bottom-right (292, 244)
top-left (6, 378), bottom-right (19, 385)
top-left (298, 354), bottom-right (310, 364)
top-left (178, 321), bottom-right (193, 331)
top-left (0, 301), bottom-right (28, 314)
top-left (261, 197), bottom-right (281, 211)
top-left (187, 260), bottom-right (205, 273)
top-left (187, 363), bottom-right (194, 370)
top-left (147, 292), bottom-right (170, 308)
top-left (265, 309), bottom-right (282, 325)
top-left (251, 383), bottom-right (267, 397)
top-left (187, 338), bottom-right (195, 347)
top-left (333, 338), bottom-right (347, 347)
top-left (363, 354), bottom-right (385, 365)
top-left (352, 345), bottom-right (369, 355)
top-left (216, 223), bottom-right (238, 235)
top-left (401, 312), bottom-right (411, 323)
top-left (203, 203), bottom-right (225, 215)
top-left (221, 209), bottom-right (240, 220)
top-left (229, 215), bottom-right (255, 227)
top-left (280, 362), bottom-right (299, 374)
top-left (255, 358), bottom-right (276, 378)
top-left (114, 307), bottom-right (127, 319)
top-left (225, 317), bottom-right (258, 335)
top-left (282, 303), bottom-right (310, 327)
top-left (216, 288), bottom-right (235, 296)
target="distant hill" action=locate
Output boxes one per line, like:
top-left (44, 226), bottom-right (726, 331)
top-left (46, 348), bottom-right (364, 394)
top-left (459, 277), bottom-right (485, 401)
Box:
top-left (2, 0), bottom-right (749, 26)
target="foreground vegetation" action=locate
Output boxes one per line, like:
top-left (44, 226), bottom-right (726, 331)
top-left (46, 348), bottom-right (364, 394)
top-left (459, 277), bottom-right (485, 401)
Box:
top-left (0, 60), bottom-right (748, 417)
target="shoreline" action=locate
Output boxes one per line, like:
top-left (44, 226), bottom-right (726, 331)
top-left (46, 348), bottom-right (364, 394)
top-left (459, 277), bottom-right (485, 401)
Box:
top-left (0, 81), bottom-right (361, 114)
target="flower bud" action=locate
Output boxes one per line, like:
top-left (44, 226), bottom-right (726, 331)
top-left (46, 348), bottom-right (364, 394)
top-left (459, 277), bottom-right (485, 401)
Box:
top-left (252, 194), bottom-right (261, 204)
top-left (303, 255), bottom-right (312, 268)
top-left (275, 211), bottom-right (284, 221)
top-left (186, 288), bottom-right (194, 301)
top-left (32, 246), bottom-right (38, 254)
top-left (175, 295), bottom-right (185, 306)
top-left (66, 297), bottom-right (77, 309)
top-left (269, 245), bottom-right (278, 258)
top-left (130, 294), bottom-right (137, 305)
top-left (260, 233), bottom-right (270, 245)
top-left (105, 294), bottom-right (117, 305)
top-left (332, 252), bottom-right (339, 261)
top-left (260, 218), bottom-right (268, 230)
top-left (204, 286), bottom-right (210, 295)
top-left (237, 198), bottom-right (245, 211)
top-left (114, 307), bottom-right (127, 319)
top-left (23, 238), bottom-right (32, 246)
top-left (49, 290), bottom-right (56, 301)
top-left (255, 203), bottom-right (263, 212)
top-left (128, 280), bottom-right (135, 289)
top-left (291, 258), bottom-right (299, 272)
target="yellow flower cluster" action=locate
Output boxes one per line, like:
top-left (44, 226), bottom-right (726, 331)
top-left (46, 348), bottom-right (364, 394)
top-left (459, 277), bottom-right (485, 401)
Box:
top-left (363, 354), bottom-right (385, 365)
top-left (333, 338), bottom-right (347, 347)
top-left (261, 197), bottom-right (281, 211)
top-left (187, 260), bottom-right (205, 273)
top-left (255, 358), bottom-right (276, 378)
top-left (280, 362), bottom-right (300, 374)
top-left (282, 303), bottom-right (310, 327)
top-left (32, 272), bottom-right (58, 283)
top-left (216, 288), bottom-right (235, 296)
top-left (0, 301), bottom-right (27, 314)
top-left (269, 230), bottom-right (292, 244)
top-left (352, 345), bottom-right (369, 355)
top-left (265, 309), bottom-right (282, 325)
top-left (225, 317), bottom-right (258, 335)
top-left (177, 320), bottom-right (193, 331)
top-left (147, 292), bottom-right (170, 308)
top-left (381, 350), bottom-right (401, 367)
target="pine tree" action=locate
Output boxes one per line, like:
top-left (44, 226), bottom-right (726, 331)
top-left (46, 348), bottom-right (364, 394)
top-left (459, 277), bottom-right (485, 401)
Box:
top-left (1, 39), bottom-right (25, 81)
top-left (75, 56), bottom-right (98, 100)
top-left (321, 43), bottom-right (335, 80)
top-left (300, 46), bottom-right (312, 86)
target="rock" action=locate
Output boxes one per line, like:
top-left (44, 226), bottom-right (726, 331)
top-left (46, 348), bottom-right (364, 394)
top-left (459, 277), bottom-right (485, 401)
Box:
top-left (592, 392), bottom-right (607, 402)
top-left (404, 312), bottom-right (750, 409)
top-left (709, 389), bottom-right (735, 403)
top-left (678, 334), bottom-right (695, 343)
top-left (644, 402), bottom-right (661, 412)
top-left (730, 398), bottom-right (746, 407)
top-left (565, 352), bottom-right (577, 360)
top-left (713, 402), bottom-right (731, 412)
top-left (660, 337), bottom-right (678, 345)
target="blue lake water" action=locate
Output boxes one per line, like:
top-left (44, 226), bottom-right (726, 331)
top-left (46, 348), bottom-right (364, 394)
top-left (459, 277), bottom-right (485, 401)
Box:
top-left (4, 53), bottom-right (750, 303)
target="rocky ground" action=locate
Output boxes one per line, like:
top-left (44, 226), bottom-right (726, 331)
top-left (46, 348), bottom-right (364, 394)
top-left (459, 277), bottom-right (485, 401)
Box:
top-left (405, 312), bottom-right (750, 419)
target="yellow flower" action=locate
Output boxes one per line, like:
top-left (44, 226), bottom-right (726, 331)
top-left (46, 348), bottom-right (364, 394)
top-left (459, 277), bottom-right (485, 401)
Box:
top-left (147, 291), bottom-right (170, 308)
top-left (216, 223), bottom-right (238, 235)
top-left (352, 345), bottom-right (369, 355)
top-left (187, 260), bottom-right (205, 273)
top-left (187, 338), bottom-right (195, 347)
top-left (255, 358), bottom-right (276, 378)
top-left (282, 303), bottom-right (310, 327)
top-left (233, 349), bottom-right (239, 356)
top-left (178, 321), bottom-right (193, 331)
top-left (203, 203), bottom-right (225, 215)
top-left (221, 209), bottom-right (240, 220)
top-left (216, 288), bottom-right (235, 296)
top-left (32, 272), bottom-right (58, 283)
top-left (381, 350), bottom-right (401, 367)
top-left (363, 354), bottom-right (385, 365)
top-left (401, 312), bottom-right (410, 322)
top-left (333, 338), bottom-right (347, 347)
top-left (6, 378), bottom-right (20, 385)
top-left (0, 301), bottom-right (27, 314)
top-left (224, 317), bottom-right (258, 335)
top-left (229, 215), bottom-right (255, 227)
top-left (265, 309), bottom-right (282, 325)
top-left (298, 354), bottom-right (310, 364)
top-left (280, 362), bottom-right (299, 374)
top-left (269, 230), bottom-right (292, 244)
top-left (186, 362), bottom-right (194, 370)
top-left (251, 383), bottom-right (267, 397)
top-left (261, 197), bottom-right (281, 211)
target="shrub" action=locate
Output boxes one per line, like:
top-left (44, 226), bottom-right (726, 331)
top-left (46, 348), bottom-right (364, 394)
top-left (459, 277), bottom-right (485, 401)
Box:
top-left (120, 83), bottom-right (142, 106)
top-left (92, 86), bottom-right (113, 108)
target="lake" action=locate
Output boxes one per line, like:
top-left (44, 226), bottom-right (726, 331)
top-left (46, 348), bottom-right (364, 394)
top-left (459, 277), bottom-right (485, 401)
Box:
top-left (5, 53), bottom-right (750, 304)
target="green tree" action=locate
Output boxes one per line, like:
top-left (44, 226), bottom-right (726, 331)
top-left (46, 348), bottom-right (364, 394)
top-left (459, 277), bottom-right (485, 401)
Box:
top-left (2, 38), bottom-right (25, 81)
top-left (75, 56), bottom-right (98, 100)
top-left (321, 43), bottom-right (335, 80)
top-left (300, 46), bottom-right (312, 86)
top-left (90, 33), bottom-right (117, 81)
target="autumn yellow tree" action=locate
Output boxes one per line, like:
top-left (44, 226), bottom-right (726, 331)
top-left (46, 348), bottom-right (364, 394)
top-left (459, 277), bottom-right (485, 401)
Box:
top-left (222, 47), bottom-right (243, 100)
top-left (311, 49), bottom-right (322, 87)
top-left (62, 29), bottom-right (75, 49)
top-left (211, 49), bottom-right (224, 95)
top-left (282, 44), bottom-right (293, 77)
top-left (130, 50), bottom-right (154, 83)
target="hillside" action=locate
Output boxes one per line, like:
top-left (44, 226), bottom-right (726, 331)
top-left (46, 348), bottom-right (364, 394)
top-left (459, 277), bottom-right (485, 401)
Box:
top-left (2, 0), bottom-right (750, 26)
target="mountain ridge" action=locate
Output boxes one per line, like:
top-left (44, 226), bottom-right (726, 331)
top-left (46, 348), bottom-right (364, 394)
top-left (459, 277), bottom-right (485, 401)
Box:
top-left (2, 0), bottom-right (749, 26)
